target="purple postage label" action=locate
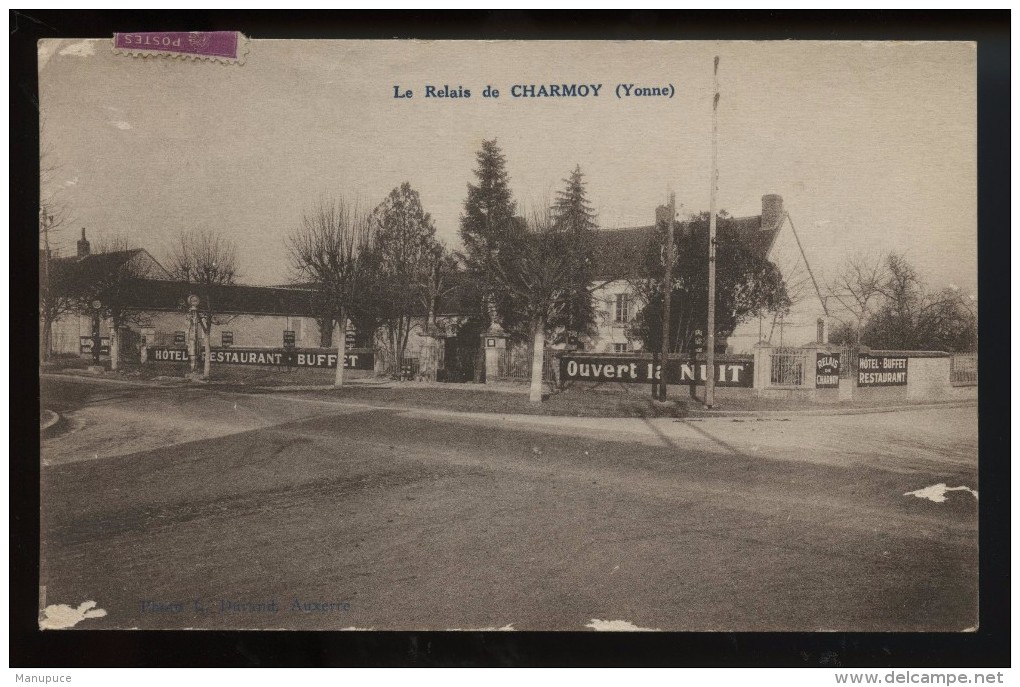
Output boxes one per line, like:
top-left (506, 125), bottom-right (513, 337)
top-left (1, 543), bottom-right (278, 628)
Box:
top-left (112, 31), bottom-right (248, 63)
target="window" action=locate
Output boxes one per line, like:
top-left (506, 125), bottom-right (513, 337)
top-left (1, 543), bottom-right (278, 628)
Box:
top-left (614, 293), bottom-right (630, 323)
top-left (614, 343), bottom-right (629, 353)
top-left (292, 319), bottom-right (303, 341)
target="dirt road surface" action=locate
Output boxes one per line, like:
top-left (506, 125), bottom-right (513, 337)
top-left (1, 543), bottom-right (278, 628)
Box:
top-left (39, 378), bottom-right (978, 631)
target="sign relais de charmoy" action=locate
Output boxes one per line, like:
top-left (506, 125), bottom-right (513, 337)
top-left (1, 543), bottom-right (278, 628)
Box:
top-left (559, 356), bottom-right (753, 387)
top-left (815, 353), bottom-right (840, 388)
top-left (147, 347), bottom-right (374, 370)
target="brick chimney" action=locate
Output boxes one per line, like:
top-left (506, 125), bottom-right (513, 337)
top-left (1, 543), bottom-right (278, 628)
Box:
top-left (761, 194), bottom-right (784, 230)
top-left (76, 228), bottom-right (90, 258)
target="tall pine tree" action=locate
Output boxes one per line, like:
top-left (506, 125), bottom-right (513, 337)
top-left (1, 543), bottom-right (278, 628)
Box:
top-left (459, 139), bottom-right (517, 381)
top-left (460, 140), bottom-right (517, 270)
top-left (550, 165), bottom-right (598, 347)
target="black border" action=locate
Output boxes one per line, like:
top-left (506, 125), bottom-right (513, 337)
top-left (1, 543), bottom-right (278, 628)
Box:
top-left (11, 10), bottom-right (1010, 668)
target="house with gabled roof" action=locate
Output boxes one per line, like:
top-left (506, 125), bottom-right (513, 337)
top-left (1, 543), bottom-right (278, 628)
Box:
top-left (581, 194), bottom-right (819, 355)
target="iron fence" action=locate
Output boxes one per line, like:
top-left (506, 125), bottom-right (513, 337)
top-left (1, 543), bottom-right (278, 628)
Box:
top-left (838, 344), bottom-right (859, 379)
top-left (496, 346), bottom-right (532, 380)
top-left (770, 348), bottom-right (806, 386)
top-left (950, 353), bottom-right (977, 386)
top-left (494, 345), bottom-right (557, 383)
top-left (377, 343), bottom-right (444, 380)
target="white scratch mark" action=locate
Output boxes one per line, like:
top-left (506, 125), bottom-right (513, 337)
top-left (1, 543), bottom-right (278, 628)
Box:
top-left (339, 626), bottom-right (375, 631)
top-left (448, 624), bottom-right (515, 631)
top-left (108, 120), bottom-right (133, 131)
top-left (962, 625), bottom-right (978, 633)
top-left (585, 619), bottom-right (660, 632)
top-left (904, 483), bottom-right (978, 503)
top-left (59, 40), bottom-right (95, 57)
top-left (40, 600), bottom-right (107, 629)
top-left (610, 565), bottom-right (620, 575)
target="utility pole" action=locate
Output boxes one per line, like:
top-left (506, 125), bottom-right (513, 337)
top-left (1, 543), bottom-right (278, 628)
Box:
top-left (658, 192), bottom-right (676, 400)
top-left (41, 206), bottom-right (52, 290)
top-left (705, 55), bottom-right (720, 410)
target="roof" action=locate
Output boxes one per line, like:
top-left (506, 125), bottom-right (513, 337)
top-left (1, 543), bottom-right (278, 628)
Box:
top-left (589, 212), bottom-right (783, 281)
top-left (122, 279), bottom-right (322, 317)
top-left (47, 207), bottom-right (780, 317)
top-left (275, 270), bottom-right (482, 318)
top-left (47, 248), bottom-right (173, 281)
top-left (589, 226), bottom-right (656, 281)
top-left (50, 248), bottom-right (140, 273)
top-left (122, 277), bottom-right (481, 319)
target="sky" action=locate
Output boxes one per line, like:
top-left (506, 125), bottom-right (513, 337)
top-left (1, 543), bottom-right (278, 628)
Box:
top-left (39, 39), bottom-right (977, 293)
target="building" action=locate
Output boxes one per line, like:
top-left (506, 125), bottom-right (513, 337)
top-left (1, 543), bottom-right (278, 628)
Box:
top-left (45, 229), bottom-right (173, 355)
top-left (43, 195), bottom-right (824, 372)
top-left (581, 193), bottom-right (825, 355)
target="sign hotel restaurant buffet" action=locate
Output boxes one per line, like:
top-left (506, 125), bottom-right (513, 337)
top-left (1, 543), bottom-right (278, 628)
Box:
top-left (147, 347), bottom-right (374, 370)
top-left (857, 353), bottom-right (908, 387)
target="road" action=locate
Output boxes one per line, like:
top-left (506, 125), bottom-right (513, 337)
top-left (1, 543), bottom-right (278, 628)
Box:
top-left (39, 377), bottom-right (978, 631)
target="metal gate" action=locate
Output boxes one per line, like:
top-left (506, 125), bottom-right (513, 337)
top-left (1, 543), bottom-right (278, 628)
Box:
top-left (770, 347), bottom-right (806, 386)
top-left (837, 344), bottom-right (859, 379)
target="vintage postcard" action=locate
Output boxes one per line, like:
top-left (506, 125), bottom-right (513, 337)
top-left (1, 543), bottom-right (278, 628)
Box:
top-left (38, 38), bottom-right (977, 632)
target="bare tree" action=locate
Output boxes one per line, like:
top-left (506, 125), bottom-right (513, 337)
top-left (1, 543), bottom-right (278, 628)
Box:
top-left (39, 122), bottom-right (71, 247)
top-left (826, 252), bottom-right (889, 345)
top-left (38, 240), bottom-right (76, 362)
top-left (482, 209), bottom-right (596, 403)
top-left (289, 197), bottom-right (378, 387)
top-left (419, 244), bottom-right (459, 335)
top-left (39, 123), bottom-right (74, 361)
top-left (166, 229), bottom-right (240, 378)
top-left (865, 254), bottom-right (974, 351)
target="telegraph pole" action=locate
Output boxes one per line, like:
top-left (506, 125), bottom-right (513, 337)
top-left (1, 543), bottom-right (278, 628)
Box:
top-left (705, 56), bottom-right (720, 409)
top-left (658, 192), bottom-right (676, 400)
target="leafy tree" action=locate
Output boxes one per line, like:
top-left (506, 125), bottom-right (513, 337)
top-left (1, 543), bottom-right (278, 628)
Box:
top-left (459, 139), bottom-right (517, 381)
top-left (371, 183), bottom-right (445, 372)
top-left (629, 211), bottom-right (791, 353)
top-left (549, 165), bottom-right (598, 345)
top-left (289, 198), bottom-right (378, 387)
top-left (166, 229), bottom-right (240, 379)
